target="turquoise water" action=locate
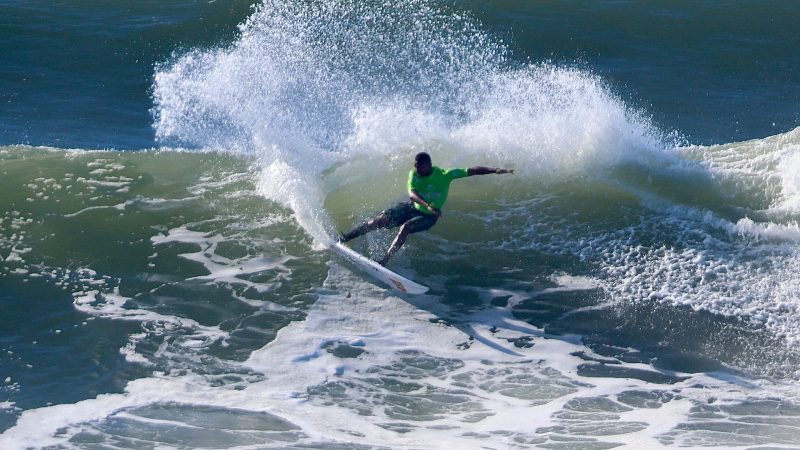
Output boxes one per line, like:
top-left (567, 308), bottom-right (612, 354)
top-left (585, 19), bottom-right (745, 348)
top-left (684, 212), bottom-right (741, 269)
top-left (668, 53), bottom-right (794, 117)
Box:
top-left (2, 1), bottom-right (800, 448)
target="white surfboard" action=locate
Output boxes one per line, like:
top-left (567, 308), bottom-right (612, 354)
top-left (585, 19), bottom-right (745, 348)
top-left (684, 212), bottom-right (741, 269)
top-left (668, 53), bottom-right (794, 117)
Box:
top-left (330, 242), bottom-right (429, 294)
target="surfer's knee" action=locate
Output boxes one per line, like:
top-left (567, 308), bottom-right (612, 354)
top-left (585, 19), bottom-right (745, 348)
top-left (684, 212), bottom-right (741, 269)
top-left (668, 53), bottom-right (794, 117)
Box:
top-left (371, 213), bottom-right (391, 228)
top-left (404, 215), bottom-right (437, 235)
top-left (398, 221), bottom-right (415, 237)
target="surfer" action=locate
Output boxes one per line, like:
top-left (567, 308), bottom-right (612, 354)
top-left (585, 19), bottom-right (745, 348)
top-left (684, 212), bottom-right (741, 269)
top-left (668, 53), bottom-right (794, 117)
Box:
top-left (340, 152), bottom-right (514, 266)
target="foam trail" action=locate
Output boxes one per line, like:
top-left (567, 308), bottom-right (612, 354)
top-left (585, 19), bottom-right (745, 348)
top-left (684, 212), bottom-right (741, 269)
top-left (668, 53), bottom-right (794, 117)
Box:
top-left (778, 147), bottom-right (800, 212)
top-left (257, 160), bottom-right (334, 245)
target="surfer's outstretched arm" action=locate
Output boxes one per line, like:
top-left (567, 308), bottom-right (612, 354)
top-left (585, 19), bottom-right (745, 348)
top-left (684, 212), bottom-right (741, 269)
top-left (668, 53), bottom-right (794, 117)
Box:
top-left (467, 166), bottom-right (514, 176)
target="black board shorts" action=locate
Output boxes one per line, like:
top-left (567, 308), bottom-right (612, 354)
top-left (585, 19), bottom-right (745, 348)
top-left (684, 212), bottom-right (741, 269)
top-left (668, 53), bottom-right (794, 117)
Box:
top-left (382, 202), bottom-right (439, 233)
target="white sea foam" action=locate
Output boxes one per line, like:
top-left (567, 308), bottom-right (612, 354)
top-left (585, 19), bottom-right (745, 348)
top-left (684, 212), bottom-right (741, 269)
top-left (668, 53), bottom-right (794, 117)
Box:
top-left (777, 146), bottom-right (800, 212)
top-left (4, 262), bottom-right (800, 449)
top-left (257, 160), bottom-right (335, 246)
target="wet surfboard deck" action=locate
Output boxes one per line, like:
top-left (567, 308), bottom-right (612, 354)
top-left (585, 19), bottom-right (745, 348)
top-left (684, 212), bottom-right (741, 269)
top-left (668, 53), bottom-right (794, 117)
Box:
top-left (331, 242), bottom-right (429, 294)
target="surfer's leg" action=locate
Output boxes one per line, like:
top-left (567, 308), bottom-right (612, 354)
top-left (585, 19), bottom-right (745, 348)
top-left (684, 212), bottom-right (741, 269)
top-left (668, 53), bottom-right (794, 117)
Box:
top-left (340, 213), bottom-right (392, 242)
top-left (376, 213), bottom-right (438, 266)
top-left (376, 225), bottom-right (410, 266)
top-left (340, 203), bottom-right (413, 242)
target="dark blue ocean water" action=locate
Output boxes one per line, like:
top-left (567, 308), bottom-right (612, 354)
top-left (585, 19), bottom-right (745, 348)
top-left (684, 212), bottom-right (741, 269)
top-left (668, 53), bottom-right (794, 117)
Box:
top-left (1, 0), bottom-right (255, 149)
top-left (2, 1), bottom-right (800, 448)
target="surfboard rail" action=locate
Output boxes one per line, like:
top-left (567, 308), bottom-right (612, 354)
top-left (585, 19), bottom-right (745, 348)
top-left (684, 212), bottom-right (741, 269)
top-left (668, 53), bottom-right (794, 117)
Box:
top-left (331, 242), bottom-right (429, 294)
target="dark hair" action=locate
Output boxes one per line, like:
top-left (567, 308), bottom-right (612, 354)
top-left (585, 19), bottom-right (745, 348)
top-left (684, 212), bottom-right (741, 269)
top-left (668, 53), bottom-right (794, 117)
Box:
top-left (415, 152), bottom-right (431, 164)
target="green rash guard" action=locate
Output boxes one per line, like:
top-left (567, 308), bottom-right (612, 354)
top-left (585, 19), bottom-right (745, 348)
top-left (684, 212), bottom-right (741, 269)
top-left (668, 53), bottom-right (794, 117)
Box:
top-left (408, 166), bottom-right (469, 214)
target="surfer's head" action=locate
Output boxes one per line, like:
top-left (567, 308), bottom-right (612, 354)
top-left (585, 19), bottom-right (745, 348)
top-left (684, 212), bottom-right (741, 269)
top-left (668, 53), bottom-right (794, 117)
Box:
top-left (414, 152), bottom-right (433, 177)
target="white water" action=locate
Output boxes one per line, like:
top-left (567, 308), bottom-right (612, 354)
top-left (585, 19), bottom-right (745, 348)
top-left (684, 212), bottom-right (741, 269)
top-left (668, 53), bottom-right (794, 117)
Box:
top-left (4, 254), bottom-right (800, 448)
